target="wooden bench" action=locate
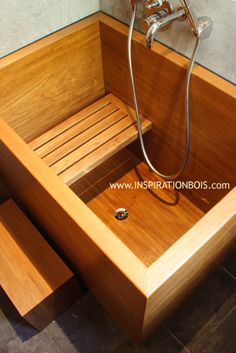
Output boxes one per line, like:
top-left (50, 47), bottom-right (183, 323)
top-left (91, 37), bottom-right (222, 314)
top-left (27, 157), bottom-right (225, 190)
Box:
top-left (29, 94), bottom-right (152, 186)
top-left (0, 199), bottom-right (80, 330)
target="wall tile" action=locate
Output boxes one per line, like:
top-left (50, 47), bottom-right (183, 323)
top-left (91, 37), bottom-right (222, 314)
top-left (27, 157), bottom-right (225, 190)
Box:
top-left (0, 0), bottom-right (100, 58)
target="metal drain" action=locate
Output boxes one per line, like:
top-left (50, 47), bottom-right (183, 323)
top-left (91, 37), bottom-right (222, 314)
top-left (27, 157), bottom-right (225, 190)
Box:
top-left (114, 208), bottom-right (128, 221)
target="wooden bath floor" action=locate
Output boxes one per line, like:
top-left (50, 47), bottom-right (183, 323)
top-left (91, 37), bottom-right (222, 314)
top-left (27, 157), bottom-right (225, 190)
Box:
top-left (72, 149), bottom-right (204, 266)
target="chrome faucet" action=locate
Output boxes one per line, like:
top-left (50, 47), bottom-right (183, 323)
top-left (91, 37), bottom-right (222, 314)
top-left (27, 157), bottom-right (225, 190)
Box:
top-left (145, 9), bottom-right (186, 49)
top-left (128, 0), bottom-right (213, 180)
top-left (142, 0), bottom-right (213, 48)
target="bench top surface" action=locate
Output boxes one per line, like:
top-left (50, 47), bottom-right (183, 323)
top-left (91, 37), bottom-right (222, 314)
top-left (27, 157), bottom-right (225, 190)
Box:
top-left (0, 199), bottom-right (73, 316)
top-left (29, 94), bottom-right (152, 186)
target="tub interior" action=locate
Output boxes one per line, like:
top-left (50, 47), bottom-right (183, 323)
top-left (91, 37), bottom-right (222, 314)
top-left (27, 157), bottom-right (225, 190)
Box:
top-left (71, 147), bottom-right (205, 266)
top-left (0, 13), bottom-right (234, 268)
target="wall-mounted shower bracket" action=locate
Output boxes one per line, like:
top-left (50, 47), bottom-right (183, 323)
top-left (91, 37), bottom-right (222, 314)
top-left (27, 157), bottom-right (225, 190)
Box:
top-left (180, 0), bottom-right (213, 39)
top-left (195, 16), bottom-right (213, 39)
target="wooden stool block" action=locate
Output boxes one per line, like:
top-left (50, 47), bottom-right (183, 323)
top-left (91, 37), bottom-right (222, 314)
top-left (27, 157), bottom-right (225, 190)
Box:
top-left (0, 199), bottom-right (80, 330)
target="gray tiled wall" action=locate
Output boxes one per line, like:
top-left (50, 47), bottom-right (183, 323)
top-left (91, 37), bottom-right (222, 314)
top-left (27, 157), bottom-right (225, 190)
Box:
top-left (0, 1), bottom-right (235, 83)
top-left (101, 0), bottom-right (236, 84)
top-left (0, 0), bottom-right (100, 58)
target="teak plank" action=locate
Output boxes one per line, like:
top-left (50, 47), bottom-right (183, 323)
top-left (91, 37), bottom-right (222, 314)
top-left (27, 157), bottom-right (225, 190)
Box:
top-left (100, 14), bottom-right (236, 211)
top-left (51, 116), bottom-right (134, 174)
top-left (44, 110), bottom-right (128, 167)
top-left (73, 149), bottom-right (204, 266)
top-left (0, 199), bottom-right (80, 330)
top-left (60, 118), bottom-right (151, 185)
top-left (29, 94), bottom-right (152, 186)
top-left (0, 177), bottom-right (10, 205)
top-left (0, 14), bottom-right (235, 340)
top-left (36, 104), bottom-right (119, 158)
top-left (0, 117), bottom-right (148, 340)
top-left (29, 95), bottom-right (116, 153)
top-left (0, 16), bottom-right (104, 142)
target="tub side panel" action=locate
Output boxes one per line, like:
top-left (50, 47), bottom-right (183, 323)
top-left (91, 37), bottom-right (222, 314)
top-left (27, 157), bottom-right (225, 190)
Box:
top-left (143, 189), bottom-right (236, 339)
top-left (0, 119), bottom-right (148, 340)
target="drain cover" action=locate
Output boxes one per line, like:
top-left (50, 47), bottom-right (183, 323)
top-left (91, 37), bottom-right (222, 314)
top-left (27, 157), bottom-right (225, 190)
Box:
top-left (115, 208), bottom-right (128, 221)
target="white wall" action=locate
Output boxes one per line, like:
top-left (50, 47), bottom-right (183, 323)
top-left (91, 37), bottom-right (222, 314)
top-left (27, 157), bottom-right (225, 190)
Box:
top-left (101, 0), bottom-right (236, 84)
top-left (0, 0), bottom-right (100, 57)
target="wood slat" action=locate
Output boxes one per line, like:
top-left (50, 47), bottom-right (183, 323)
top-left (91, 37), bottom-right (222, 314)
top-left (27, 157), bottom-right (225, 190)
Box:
top-left (43, 109), bottom-right (127, 166)
top-left (61, 118), bottom-right (151, 185)
top-left (51, 116), bottom-right (133, 175)
top-left (29, 94), bottom-right (152, 186)
top-left (35, 103), bottom-right (118, 158)
top-left (29, 94), bottom-right (114, 151)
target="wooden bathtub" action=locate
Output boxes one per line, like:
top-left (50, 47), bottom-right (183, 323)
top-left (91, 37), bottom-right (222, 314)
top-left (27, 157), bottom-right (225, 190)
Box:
top-left (0, 13), bottom-right (235, 341)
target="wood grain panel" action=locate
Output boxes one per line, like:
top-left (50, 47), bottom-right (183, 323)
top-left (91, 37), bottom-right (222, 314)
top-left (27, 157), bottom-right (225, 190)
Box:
top-left (99, 14), bottom-right (236, 211)
top-left (29, 94), bottom-right (152, 185)
top-left (0, 117), bottom-right (148, 340)
top-left (0, 15), bottom-right (105, 142)
top-left (73, 148), bottom-right (204, 266)
top-left (0, 14), bottom-right (235, 340)
top-left (143, 187), bottom-right (236, 340)
top-left (43, 111), bottom-right (128, 166)
top-left (32, 106), bottom-right (118, 157)
top-left (60, 122), bottom-right (151, 185)
top-left (1, 116), bottom-right (235, 339)
top-left (0, 177), bottom-right (10, 204)
top-left (29, 94), bottom-right (114, 152)
top-left (0, 199), bottom-right (80, 330)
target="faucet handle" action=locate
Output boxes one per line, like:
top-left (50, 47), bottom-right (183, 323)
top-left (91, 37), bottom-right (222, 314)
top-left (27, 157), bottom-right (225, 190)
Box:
top-left (142, 13), bottom-right (163, 32)
top-left (142, 0), bottom-right (175, 33)
top-left (145, 0), bottom-right (165, 11)
top-left (145, 0), bottom-right (173, 16)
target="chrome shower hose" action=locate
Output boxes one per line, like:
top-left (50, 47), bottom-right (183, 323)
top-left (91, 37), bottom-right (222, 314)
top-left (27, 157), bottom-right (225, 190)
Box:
top-left (128, 4), bottom-right (201, 180)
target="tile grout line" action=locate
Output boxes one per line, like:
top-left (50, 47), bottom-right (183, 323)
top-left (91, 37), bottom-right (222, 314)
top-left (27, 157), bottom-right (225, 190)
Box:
top-left (220, 265), bottom-right (236, 281)
top-left (163, 325), bottom-right (192, 353)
